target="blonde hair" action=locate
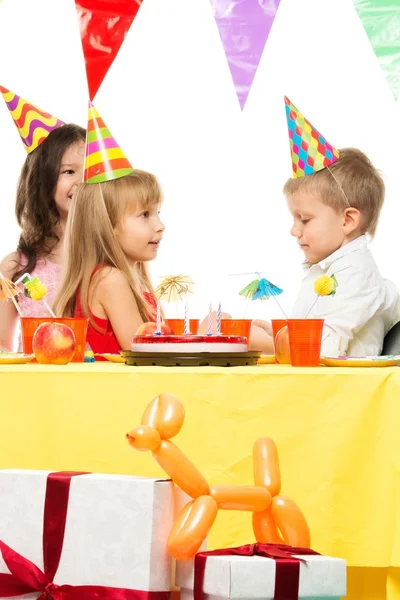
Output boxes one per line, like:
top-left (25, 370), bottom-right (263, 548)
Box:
top-left (53, 170), bottom-right (162, 325)
top-left (283, 148), bottom-right (385, 237)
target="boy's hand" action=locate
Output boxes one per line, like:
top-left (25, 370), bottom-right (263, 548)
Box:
top-left (252, 319), bottom-right (272, 335)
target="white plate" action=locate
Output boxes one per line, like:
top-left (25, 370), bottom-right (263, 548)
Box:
top-left (320, 355), bottom-right (400, 367)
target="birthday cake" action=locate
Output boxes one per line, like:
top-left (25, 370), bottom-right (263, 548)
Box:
top-left (131, 334), bottom-right (248, 353)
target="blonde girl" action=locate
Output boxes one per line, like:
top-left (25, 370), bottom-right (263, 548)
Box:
top-left (53, 170), bottom-right (165, 353)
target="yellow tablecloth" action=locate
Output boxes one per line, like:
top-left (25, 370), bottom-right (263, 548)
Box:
top-left (1, 362), bottom-right (400, 599)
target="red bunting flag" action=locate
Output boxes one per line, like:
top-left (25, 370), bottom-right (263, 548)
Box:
top-left (75, 0), bottom-right (143, 100)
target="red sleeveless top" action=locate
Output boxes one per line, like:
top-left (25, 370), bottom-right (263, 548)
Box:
top-left (74, 267), bottom-right (156, 354)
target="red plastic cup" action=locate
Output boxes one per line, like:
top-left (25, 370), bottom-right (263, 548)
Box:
top-left (164, 319), bottom-right (200, 335)
top-left (287, 319), bottom-right (324, 367)
top-left (221, 319), bottom-right (252, 339)
top-left (20, 317), bottom-right (89, 362)
top-left (271, 319), bottom-right (287, 362)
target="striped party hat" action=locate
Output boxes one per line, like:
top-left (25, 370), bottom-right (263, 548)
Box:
top-left (0, 86), bottom-right (64, 153)
top-left (84, 102), bottom-right (134, 184)
top-left (284, 96), bottom-right (339, 178)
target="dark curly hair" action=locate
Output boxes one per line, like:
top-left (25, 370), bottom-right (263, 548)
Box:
top-left (13, 123), bottom-right (86, 281)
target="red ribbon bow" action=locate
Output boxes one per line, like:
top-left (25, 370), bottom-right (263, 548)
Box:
top-left (194, 543), bottom-right (321, 600)
top-left (0, 472), bottom-right (170, 600)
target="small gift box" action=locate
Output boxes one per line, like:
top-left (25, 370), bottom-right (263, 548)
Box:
top-left (176, 543), bottom-right (346, 600)
top-left (0, 470), bottom-right (175, 599)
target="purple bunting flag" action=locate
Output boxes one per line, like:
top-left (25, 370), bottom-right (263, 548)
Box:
top-left (210, 0), bottom-right (281, 110)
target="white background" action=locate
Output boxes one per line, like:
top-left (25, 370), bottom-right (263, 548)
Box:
top-left (0, 0), bottom-right (399, 319)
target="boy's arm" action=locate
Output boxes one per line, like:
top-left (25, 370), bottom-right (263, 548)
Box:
top-left (315, 268), bottom-right (390, 356)
top-left (249, 324), bottom-right (274, 353)
top-left (252, 319), bottom-right (272, 335)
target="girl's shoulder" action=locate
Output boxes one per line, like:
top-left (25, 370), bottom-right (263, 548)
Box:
top-left (1, 251), bottom-right (61, 277)
top-left (92, 265), bottom-right (125, 283)
top-left (0, 251), bottom-right (22, 278)
top-left (91, 266), bottom-right (130, 294)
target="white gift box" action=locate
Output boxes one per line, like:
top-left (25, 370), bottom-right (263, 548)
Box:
top-left (0, 470), bottom-right (175, 599)
top-left (176, 551), bottom-right (346, 600)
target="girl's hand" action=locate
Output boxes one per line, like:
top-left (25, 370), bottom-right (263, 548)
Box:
top-left (0, 251), bottom-right (21, 351)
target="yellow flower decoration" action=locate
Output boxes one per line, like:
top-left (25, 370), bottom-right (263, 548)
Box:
top-left (314, 275), bottom-right (338, 296)
top-left (24, 277), bottom-right (48, 301)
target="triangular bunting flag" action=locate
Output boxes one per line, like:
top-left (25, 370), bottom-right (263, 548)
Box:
top-left (354, 0), bottom-right (400, 100)
top-left (210, 0), bottom-right (281, 110)
top-left (75, 0), bottom-right (143, 100)
top-left (0, 86), bottom-right (64, 153)
top-left (284, 96), bottom-right (340, 178)
top-left (84, 102), bottom-right (134, 183)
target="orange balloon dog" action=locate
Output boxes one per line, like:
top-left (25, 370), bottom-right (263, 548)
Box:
top-left (126, 393), bottom-right (310, 559)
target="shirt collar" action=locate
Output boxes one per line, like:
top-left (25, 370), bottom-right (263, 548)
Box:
top-left (302, 234), bottom-right (367, 272)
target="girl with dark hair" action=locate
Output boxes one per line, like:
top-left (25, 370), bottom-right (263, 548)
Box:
top-left (0, 119), bottom-right (86, 350)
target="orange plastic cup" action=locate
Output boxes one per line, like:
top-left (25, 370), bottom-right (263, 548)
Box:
top-left (164, 319), bottom-right (200, 335)
top-left (271, 319), bottom-right (287, 362)
top-left (287, 319), bottom-right (324, 367)
top-left (20, 317), bottom-right (89, 362)
top-left (220, 319), bottom-right (252, 339)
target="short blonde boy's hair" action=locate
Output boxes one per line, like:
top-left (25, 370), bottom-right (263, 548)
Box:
top-left (283, 148), bottom-right (385, 237)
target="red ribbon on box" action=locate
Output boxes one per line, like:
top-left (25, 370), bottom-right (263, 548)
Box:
top-left (0, 472), bottom-right (171, 600)
top-left (194, 543), bottom-right (321, 600)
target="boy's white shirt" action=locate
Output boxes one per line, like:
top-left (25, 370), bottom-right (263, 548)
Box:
top-left (291, 235), bottom-right (400, 356)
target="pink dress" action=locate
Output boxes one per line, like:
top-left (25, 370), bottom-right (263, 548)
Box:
top-left (16, 258), bottom-right (62, 350)
top-left (17, 258), bottom-right (62, 316)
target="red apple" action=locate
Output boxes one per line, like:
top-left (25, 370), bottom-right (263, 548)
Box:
top-left (135, 321), bottom-right (173, 335)
top-left (33, 322), bottom-right (76, 365)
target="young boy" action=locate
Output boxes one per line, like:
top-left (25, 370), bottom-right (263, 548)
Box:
top-left (285, 147), bottom-right (400, 357)
top-left (248, 147), bottom-right (399, 357)
top-left (252, 95), bottom-right (400, 357)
